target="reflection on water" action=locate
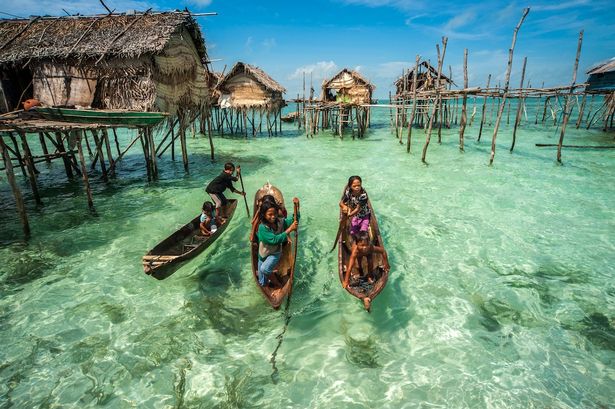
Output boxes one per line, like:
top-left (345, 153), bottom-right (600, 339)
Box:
top-left (0, 102), bottom-right (614, 407)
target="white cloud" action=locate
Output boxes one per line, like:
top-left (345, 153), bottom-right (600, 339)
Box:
top-left (245, 36), bottom-right (253, 53)
top-left (262, 38), bottom-right (277, 50)
top-left (443, 10), bottom-right (475, 31)
top-left (188, 0), bottom-right (212, 7)
top-left (289, 61), bottom-right (338, 80)
top-left (375, 61), bottom-right (412, 80)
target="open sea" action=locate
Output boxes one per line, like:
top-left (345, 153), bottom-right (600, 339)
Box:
top-left (1, 99), bottom-right (614, 408)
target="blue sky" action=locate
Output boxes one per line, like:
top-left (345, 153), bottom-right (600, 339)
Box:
top-left (2, 0), bottom-right (614, 98)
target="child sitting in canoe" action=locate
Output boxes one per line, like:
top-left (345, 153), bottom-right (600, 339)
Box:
top-left (205, 162), bottom-right (246, 218)
top-left (199, 201), bottom-right (221, 236)
top-left (256, 198), bottom-right (299, 287)
top-left (339, 175), bottom-right (370, 238)
top-left (343, 230), bottom-right (390, 292)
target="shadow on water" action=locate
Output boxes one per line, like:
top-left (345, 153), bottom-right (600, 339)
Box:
top-left (0, 243), bottom-right (57, 295)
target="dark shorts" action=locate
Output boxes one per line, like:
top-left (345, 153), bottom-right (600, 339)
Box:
top-left (208, 192), bottom-right (228, 208)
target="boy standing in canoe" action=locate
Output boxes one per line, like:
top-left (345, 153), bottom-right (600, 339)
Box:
top-left (205, 162), bottom-right (246, 217)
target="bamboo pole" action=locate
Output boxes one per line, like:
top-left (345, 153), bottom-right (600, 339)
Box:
top-left (101, 128), bottom-right (115, 176)
top-left (510, 56), bottom-right (528, 153)
top-left (38, 132), bottom-right (51, 164)
top-left (91, 129), bottom-right (108, 181)
top-left (489, 8), bottom-right (529, 165)
top-left (557, 31), bottom-right (583, 164)
top-left (0, 135), bottom-right (30, 237)
top-left (422, 37), bottom-right (447, 163)
top-left (459, 48), bottom-right (469, 152)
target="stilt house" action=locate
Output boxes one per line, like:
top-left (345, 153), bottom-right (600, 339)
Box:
top-left (586, 58), bottom-right (615, 92)
top-left (394, 61), bottom-right (453, 97)
top-left (322, 68), bottom-right (374, 104)
top-left (0, 11), bottom-right (212, 117)
top-left (213, 62), bottom-right (286, 136)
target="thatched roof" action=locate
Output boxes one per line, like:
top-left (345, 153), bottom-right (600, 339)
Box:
top-left (0, 11), bottom-right (208, 65)
top-left (587, 57), bottom-right (615, 75)
top-left (218, 62), bottom-right (286, 93)
top-left (324, 68), bottom-right (375, 91)
top-left (394, 61), bottom-right (453, 88)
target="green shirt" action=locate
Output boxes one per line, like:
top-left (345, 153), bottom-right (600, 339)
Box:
top-left (256, 213), bottom-right (300, 260)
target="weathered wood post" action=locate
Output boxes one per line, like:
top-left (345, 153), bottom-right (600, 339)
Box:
top-left (17, 130), bottom-right (42, 205)
top-left (489, 8), bottom-right (529, 165)
top-left (510, 56), bottom-right (528, 153)
top-left (557, 30), bottom-right (584, 164)
top-left (477, 74), bottom-right (491, 142)
top-left (459, 48), bottom-right (469, 152)
top-left (407, 55), bottom-right (420, 153)
top-left (422, 36), bottom-right (447, 163)
top-left (75, 130), bottom-right (95, 211)
top-left (0, 135), bottom-right (30, 237)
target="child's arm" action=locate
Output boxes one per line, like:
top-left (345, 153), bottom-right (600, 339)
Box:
top-left (343, 246), bottom-right (358, 288)
top-left (347, 206), bottom-right (359, 217)
top-left (373, 245), bottom-right (390, 271)
top-left (200, 221), bottom-right (211, 235)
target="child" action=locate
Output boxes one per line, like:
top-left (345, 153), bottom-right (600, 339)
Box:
top-left (256, 198), bottom-right (300, 287)
top-left (205, 162), bottom-right (246, 218)
top-left (199, 201), bottom-right (221, 236)
top-left (343, 231), bottom-right (390, 308)
top-left (339, 175), bottom-right (370, 237)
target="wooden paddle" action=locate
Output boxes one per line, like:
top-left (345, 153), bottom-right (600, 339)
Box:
top-left (238, 167), bottom-right (250, 218)
top-left (330, 210), bottom-right (348, 252)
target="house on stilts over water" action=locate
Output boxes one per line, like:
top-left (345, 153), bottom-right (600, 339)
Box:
top-left (212, 62), bottom-right (286, 136)
top-left (586, 58), bottom-right (615, 130)
top-left (0, 10), bottom-right (215, 238)
top-left (304, 68), bottom-right (374, 138)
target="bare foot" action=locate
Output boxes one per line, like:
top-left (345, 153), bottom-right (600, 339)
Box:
top-left (363, 297), bottom-right (372, 311)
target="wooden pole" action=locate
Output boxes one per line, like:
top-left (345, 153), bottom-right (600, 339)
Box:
top-left (91, 129), bottom-right (109, 181)
top-left (17, 130), bottom-right (42, 205)
top-left (75, 130), bottom-right (95, 211)
top-left (101, 128), bottom-right (115, 176)
top-left (422, 36), bottom-right (447, 163)
top-left (38, 132), bottom-right (51, 164)
top-left (477, 74), bottom-right (491, 142)
top-left (459, 48), bottom-right (468, 152)
top-left (407, 55), bottom-right (420, 153)
top-left (575, 93), bottom-right (587, 129)
top-left (557, 30), bottom-right (584, 164)
top-left (0, 135), bottom-right (30, 237)
top-left (510, 56), bottom-right (528, 153)
top-left (489, 8), bottom-right (529, 165)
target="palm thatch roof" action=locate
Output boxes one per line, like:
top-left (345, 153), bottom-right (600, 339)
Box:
top-left (394, 61), bottom-right (453, 88)
top-left (0, 11), bottom-right (208, 66)
top-left (323, 68), bottom-right (375, 91)
top-left (218, 62), bottom-right (285, 93)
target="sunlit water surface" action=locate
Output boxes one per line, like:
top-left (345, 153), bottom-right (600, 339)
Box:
top-left (1, 101), bottom-right (614, 408)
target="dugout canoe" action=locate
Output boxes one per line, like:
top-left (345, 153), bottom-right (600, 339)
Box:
top-left (33, 107), bottom-right (169, 127)
top-left (142, 199), bottom-right (238, 280)
top-left (337, 194), bottom-right (389, 312)
top-left (250, 183), bottom-right (298, 309)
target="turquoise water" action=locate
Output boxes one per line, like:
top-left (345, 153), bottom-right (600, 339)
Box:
top-left (1, 101), bottom-right (614, 408)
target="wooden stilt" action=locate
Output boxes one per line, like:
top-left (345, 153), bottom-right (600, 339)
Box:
top-left (477, 74), bottom-right (491, 142)
top-left (91, 129), bottom-right (108, 181)
top-left (17, 131), bottom-right (42, 205)
top-left (459, 48), bottom-right (469, 152)
top-left (53, 131), bottom-right (74, 178)
top-left (406, 55), bottom-right (420, 153)
top-left (0, 135), bottom-right (30, 237)
top-left (576, 93), bottom-right (587, 129)
top-left (557, 31), bottom-right (584, 164)
top-left (422, 37), bottom-right (447, 163)
top-left (38, 132), bottom-right (51, 164)
top-left (101, 128), bottom-right (115, 176)
top-left (510, 57), bottom-right (528, 153)
top-left (489, 8), bottom-right (529, 165)
top-left (180, 122), bottom-right (188, 172)
top-left (75, 130), bottom-right (95, 211)
top-left (112, 128), bottom-right (121, 156)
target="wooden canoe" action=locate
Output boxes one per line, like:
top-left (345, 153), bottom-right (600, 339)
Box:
top-left (250, 184), bottom-right (297, 309)
top-left (337, 194), bottom-right (389, 312)
top-left (142, 199), bottom-right (238, 280)
top-left (33, 107), bottom-right (169, 126)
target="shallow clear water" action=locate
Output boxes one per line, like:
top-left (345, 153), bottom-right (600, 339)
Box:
top-left (1, 100), bottom-right (614, 408)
